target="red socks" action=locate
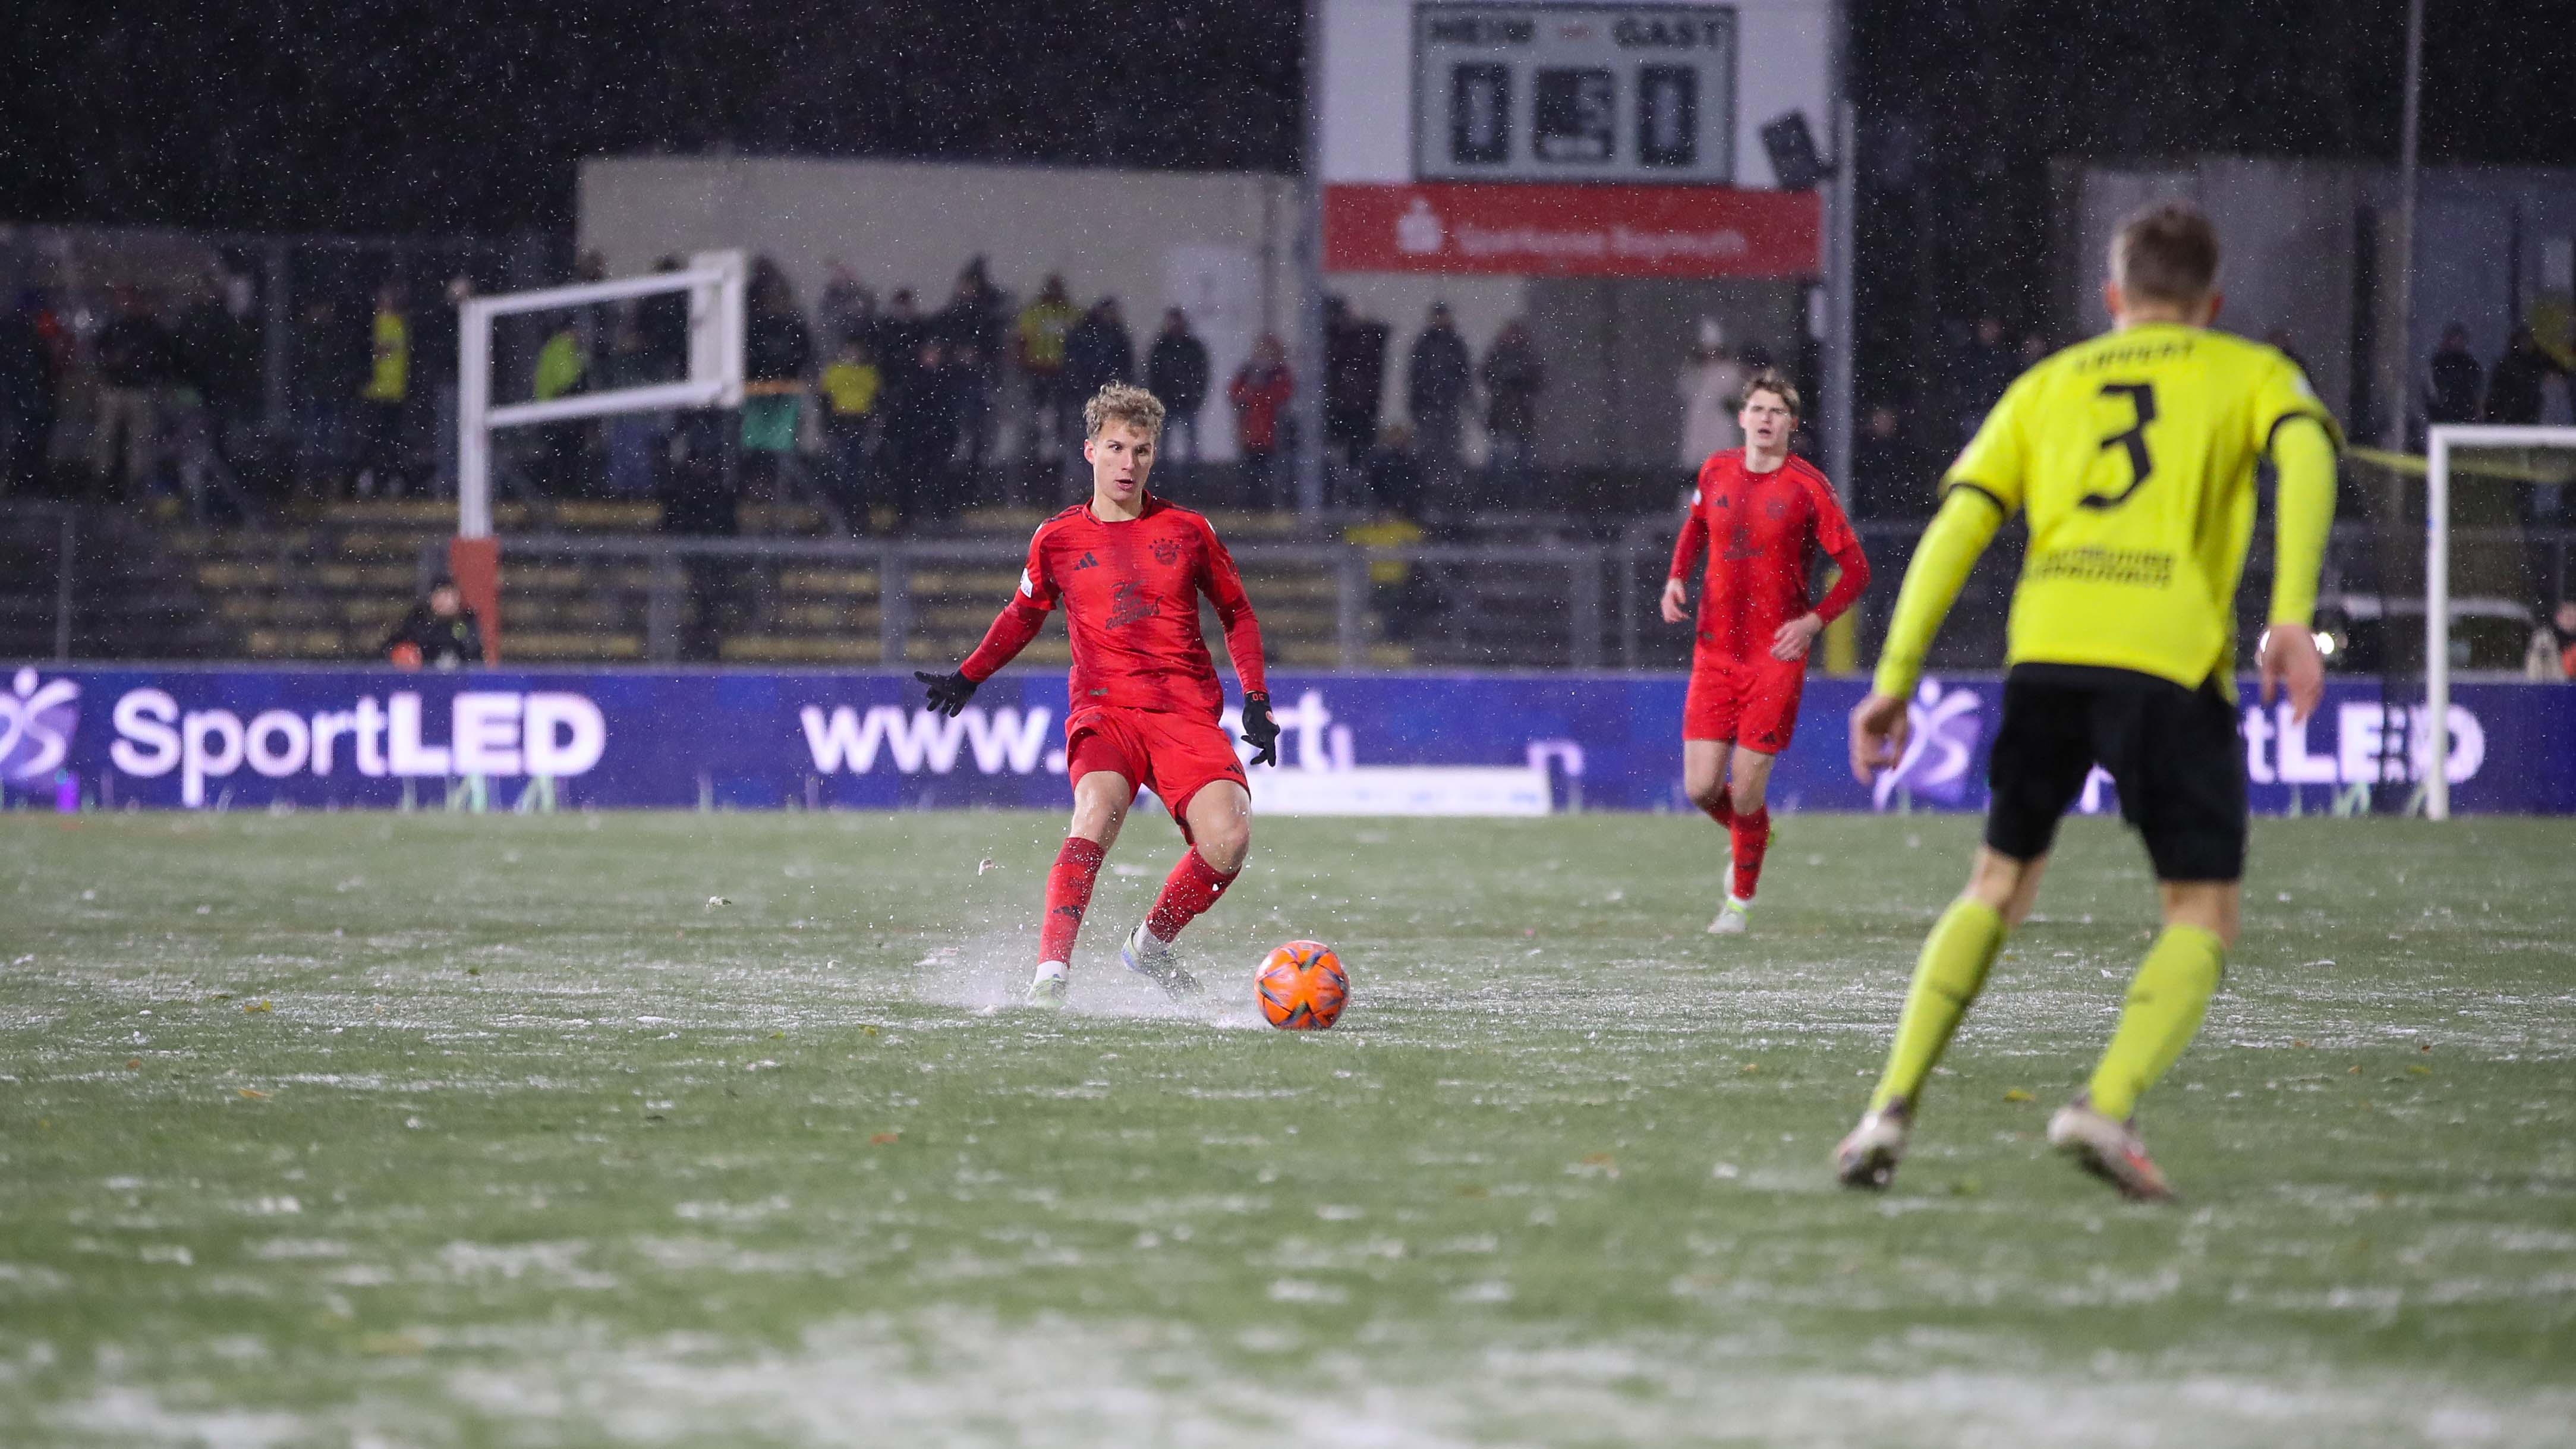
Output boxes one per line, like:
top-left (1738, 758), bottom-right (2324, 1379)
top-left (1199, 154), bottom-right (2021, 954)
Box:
top-left (1699, 791), bottom-right (1735, 827)
top-left (1039, 837), bottom-right (1107, 964)
top-left (1041, 840), bottom-right (1238, 963)
top-left (1145, 847), bottom-right (1239, 944)
top-left (1730, 807), bottom-right (1771, 901)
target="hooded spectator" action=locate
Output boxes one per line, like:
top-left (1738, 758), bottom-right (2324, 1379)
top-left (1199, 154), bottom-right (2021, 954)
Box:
top-left (1229, 333), bottom-right (1294, 511)
top-left (818, 259), bottom-right (874, 346)
top-left (1479, 319), bottom-right (1544, 505)
top-left (2426, 323), bottom-right (2484, 427)
top-left (1406, 301), bottom-right (1473, 469)
top-left (382, 575), bottom-right (484, 669)
top-left (1676, 318), bottom-right (1750, 467)
top-left (0, 290), bottom-right (58, 494)
top-left (1147, 308), bottom-right (1213, 468)
top-left (1062, 297), bottom-right (1135, 402)
top-left (1853, 404), bottom-right (1936, 520)
top-left (92, 286), bottom-right (177, 496)
top-left (1325, 297), bottom-right (1390, 465)
top-left (2483, 325), bottom-right (2563, 426)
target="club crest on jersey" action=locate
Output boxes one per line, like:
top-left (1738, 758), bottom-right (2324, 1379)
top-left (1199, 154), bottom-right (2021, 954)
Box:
top-left (1106, 578), bottom-right (1161, 629)
top-left (1766, 496), bottom-right (1787, 519)
top-left (1151, 538), bottom-right (1183, 566)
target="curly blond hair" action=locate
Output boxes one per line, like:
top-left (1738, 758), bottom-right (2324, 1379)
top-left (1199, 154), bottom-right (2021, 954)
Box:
top-left (1084, 382), bottom-right (1166, 440)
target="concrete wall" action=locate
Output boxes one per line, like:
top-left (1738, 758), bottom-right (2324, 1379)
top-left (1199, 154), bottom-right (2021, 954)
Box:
top-left (2065, 158), bottom-right (2576, 440)
top-left (1526, 276), bottom-right (1800, 471)
top-left (577, 157), bottom-right (1300, 458)
top-left (2070, 159), bottom-right (2364, 418)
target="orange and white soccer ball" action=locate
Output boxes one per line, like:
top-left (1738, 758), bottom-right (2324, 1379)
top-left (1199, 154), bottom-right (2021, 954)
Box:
top-left (1255, 940), bottom-right (1348, 1031)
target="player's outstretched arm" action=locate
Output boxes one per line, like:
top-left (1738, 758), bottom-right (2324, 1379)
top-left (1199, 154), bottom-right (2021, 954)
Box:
top-left (1777, 480), bottom-right (1872, 660)
top-left (1869, 486), bottom-right (2005, 704)
top-left (1850, 486), bottom-right (2005, 781)
top-left (2260, 415), bottom-right (2338, 723)
top-left (1195, 519), bottom-right (1277, 764)
top-left (931, 541), bottom-right (1059, 715)
top-left (1662, 498), bottom-right (1709, 623)
top-left (1848, 691), bottom-right (1911, 784)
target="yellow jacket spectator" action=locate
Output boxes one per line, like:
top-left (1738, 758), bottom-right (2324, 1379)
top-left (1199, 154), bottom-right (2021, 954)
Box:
top-left (533, 326), bottom-right (585, 402)
top-left (363, 303), bottom-right (408, 403)
top-left (822, 355), bottom-right (882, 418)
top-left (1016, 278), bottom-right (1079, 378)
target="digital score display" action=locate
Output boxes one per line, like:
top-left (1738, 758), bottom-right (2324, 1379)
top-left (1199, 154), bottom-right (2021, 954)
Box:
top-left (1414, 5), bottom-right (1737, 185)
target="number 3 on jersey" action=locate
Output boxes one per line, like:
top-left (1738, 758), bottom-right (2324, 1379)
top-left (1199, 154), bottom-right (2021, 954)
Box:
top-left (2083, 381), bottom-right (2157, 511)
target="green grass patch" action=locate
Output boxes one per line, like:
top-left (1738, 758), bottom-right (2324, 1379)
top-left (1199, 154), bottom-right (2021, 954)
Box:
top-left (3, 811), bottom-right (2572, 1445)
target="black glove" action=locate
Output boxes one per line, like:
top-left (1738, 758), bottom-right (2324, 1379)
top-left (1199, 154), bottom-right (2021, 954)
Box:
top-left (1239, 691), bottom-right (1279, 767)
top-left (915, 669), bottom-right (978, 717)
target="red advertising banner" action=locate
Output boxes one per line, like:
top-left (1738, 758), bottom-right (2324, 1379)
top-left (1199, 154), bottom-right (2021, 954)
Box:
top-left (1325, 182), bottom-right (1821, 280)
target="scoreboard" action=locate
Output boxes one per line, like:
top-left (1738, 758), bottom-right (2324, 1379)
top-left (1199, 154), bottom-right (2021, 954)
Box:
top-left (1414, 5), bottom-right (1739, 185)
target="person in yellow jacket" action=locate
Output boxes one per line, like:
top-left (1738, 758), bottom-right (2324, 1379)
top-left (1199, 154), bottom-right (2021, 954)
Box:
top-left (819, 335), bottom-right (883, 531)
top-left (1016, 274), bottom-right (1081, 467)
top-left (354, 284), bottom-right (410, 496)
top-left (1835, 202), bottom-right (2341, 1202)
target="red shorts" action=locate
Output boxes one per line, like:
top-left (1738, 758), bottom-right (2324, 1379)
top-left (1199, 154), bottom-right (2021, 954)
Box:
top-left (1683, 654), bottom-right (1807, 754)
top-left (1066, 705), bottom-right (1248, 829)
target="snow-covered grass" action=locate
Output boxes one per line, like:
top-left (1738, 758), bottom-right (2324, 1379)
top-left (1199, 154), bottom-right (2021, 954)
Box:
top-left (3, 810), bottom-right (2572, 1447)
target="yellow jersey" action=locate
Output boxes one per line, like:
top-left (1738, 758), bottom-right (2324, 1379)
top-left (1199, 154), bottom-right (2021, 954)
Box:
top-left (1876, 323), bottom-right (2339, 700)
top-left (363, 309), bottom-right (408, 403)
top-left (821, 360), bottom-right (881, 417)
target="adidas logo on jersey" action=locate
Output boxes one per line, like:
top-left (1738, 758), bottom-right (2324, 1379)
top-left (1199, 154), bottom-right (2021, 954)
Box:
top-left (1073, 552), bottom-right (1101, 571)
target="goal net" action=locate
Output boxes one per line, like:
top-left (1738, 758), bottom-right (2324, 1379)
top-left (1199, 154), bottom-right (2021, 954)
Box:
top-left (2338, 426), bottom-right (2576, 818)
top-left (451, 251), bottom-right (746, 657)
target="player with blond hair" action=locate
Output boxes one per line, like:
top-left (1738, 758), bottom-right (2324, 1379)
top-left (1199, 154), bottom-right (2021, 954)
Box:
top-left (1661, 368), bottom-right (1869, 933)
top-left (916, 383), bottom-right (1280, 1007)
top-left (1835, 202), bottom-right (2339, 1199)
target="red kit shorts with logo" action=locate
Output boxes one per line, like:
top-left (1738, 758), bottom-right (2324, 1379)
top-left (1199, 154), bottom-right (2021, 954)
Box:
top-left (1065, 705), bottom-right (1248, 829)
top-left (1683, 652), bottom-right (1808, 754)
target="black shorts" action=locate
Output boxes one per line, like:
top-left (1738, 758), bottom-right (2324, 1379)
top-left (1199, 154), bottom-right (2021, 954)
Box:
top-left (1984, 664), bottom-right (2247, 883)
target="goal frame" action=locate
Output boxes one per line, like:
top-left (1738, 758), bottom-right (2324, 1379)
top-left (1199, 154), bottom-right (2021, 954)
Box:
top-left (451, 251), bottom-right (745, 657)
top-left (2422, 422), bottom-right (2576, 819)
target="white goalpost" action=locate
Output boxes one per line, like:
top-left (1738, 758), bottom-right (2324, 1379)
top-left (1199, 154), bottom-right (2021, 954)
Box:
top-left (2422, 422), bottom-right (2576, 820)
top-left (450, 251), bottom-right (747, 656)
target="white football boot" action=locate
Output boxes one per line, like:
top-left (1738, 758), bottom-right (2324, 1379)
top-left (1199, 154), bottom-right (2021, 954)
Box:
top-left (1833, 1098), bottom-right (1911, 1190)
top-left (2046, 1095), bottom-right (2177, 1202)
top-left (1706, 896), bottom-right (1752, 934)
top-left (1025, 961), bottom-right (1070, 1010)
top-left (1119, 921), bottom-right (1202, 1001)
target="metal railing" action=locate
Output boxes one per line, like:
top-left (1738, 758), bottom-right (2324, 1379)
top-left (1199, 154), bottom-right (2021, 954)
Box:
top-left (407, 519), bottom-right (2576, 672)
top-left (0, 501), bottom-right (78, 662)
top-left (422, 533), bottom-right (1620, 669)
top-left (9, 494), bottom-right (2564, 669)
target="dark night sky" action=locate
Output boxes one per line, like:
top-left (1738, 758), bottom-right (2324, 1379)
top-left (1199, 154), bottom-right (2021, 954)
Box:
top-left (11, 1), bottom-right (2575, 237)
top-left (8, 0), bottom-right (2574, 343)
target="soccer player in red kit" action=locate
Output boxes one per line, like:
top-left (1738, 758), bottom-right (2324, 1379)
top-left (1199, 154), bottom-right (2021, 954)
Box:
top-left (915, 383), bottom-right (1281, 1008)
top-left (1660, 369), bottom-right (1869, 934)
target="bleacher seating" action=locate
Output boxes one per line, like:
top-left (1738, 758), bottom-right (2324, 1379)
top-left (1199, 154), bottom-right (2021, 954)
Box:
top-left (149, 499), bottom-right (1425, 667)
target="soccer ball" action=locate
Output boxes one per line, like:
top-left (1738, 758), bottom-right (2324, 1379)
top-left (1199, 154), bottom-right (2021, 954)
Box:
top-left (1255, 940), bottom-right (1348, 1031)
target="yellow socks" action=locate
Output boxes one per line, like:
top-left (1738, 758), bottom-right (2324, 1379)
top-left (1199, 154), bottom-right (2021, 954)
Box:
top-left (2087, 925), bottom-right (2226, 1120)
top-left (1869, 897), bottom-right (2006, 1113)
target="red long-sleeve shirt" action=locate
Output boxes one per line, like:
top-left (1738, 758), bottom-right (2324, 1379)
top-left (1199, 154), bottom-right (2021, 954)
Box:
top-left (1669, 451), bottom-right (1870, 662)
top-left (962, 495), bottom-right (1267, 718)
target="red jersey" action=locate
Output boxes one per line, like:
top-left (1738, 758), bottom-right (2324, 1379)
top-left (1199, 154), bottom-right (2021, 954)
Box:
top-left (1669, 451), bottom-right (1870, 662)
top-left (961, 495), bottom-right (1268, 718)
